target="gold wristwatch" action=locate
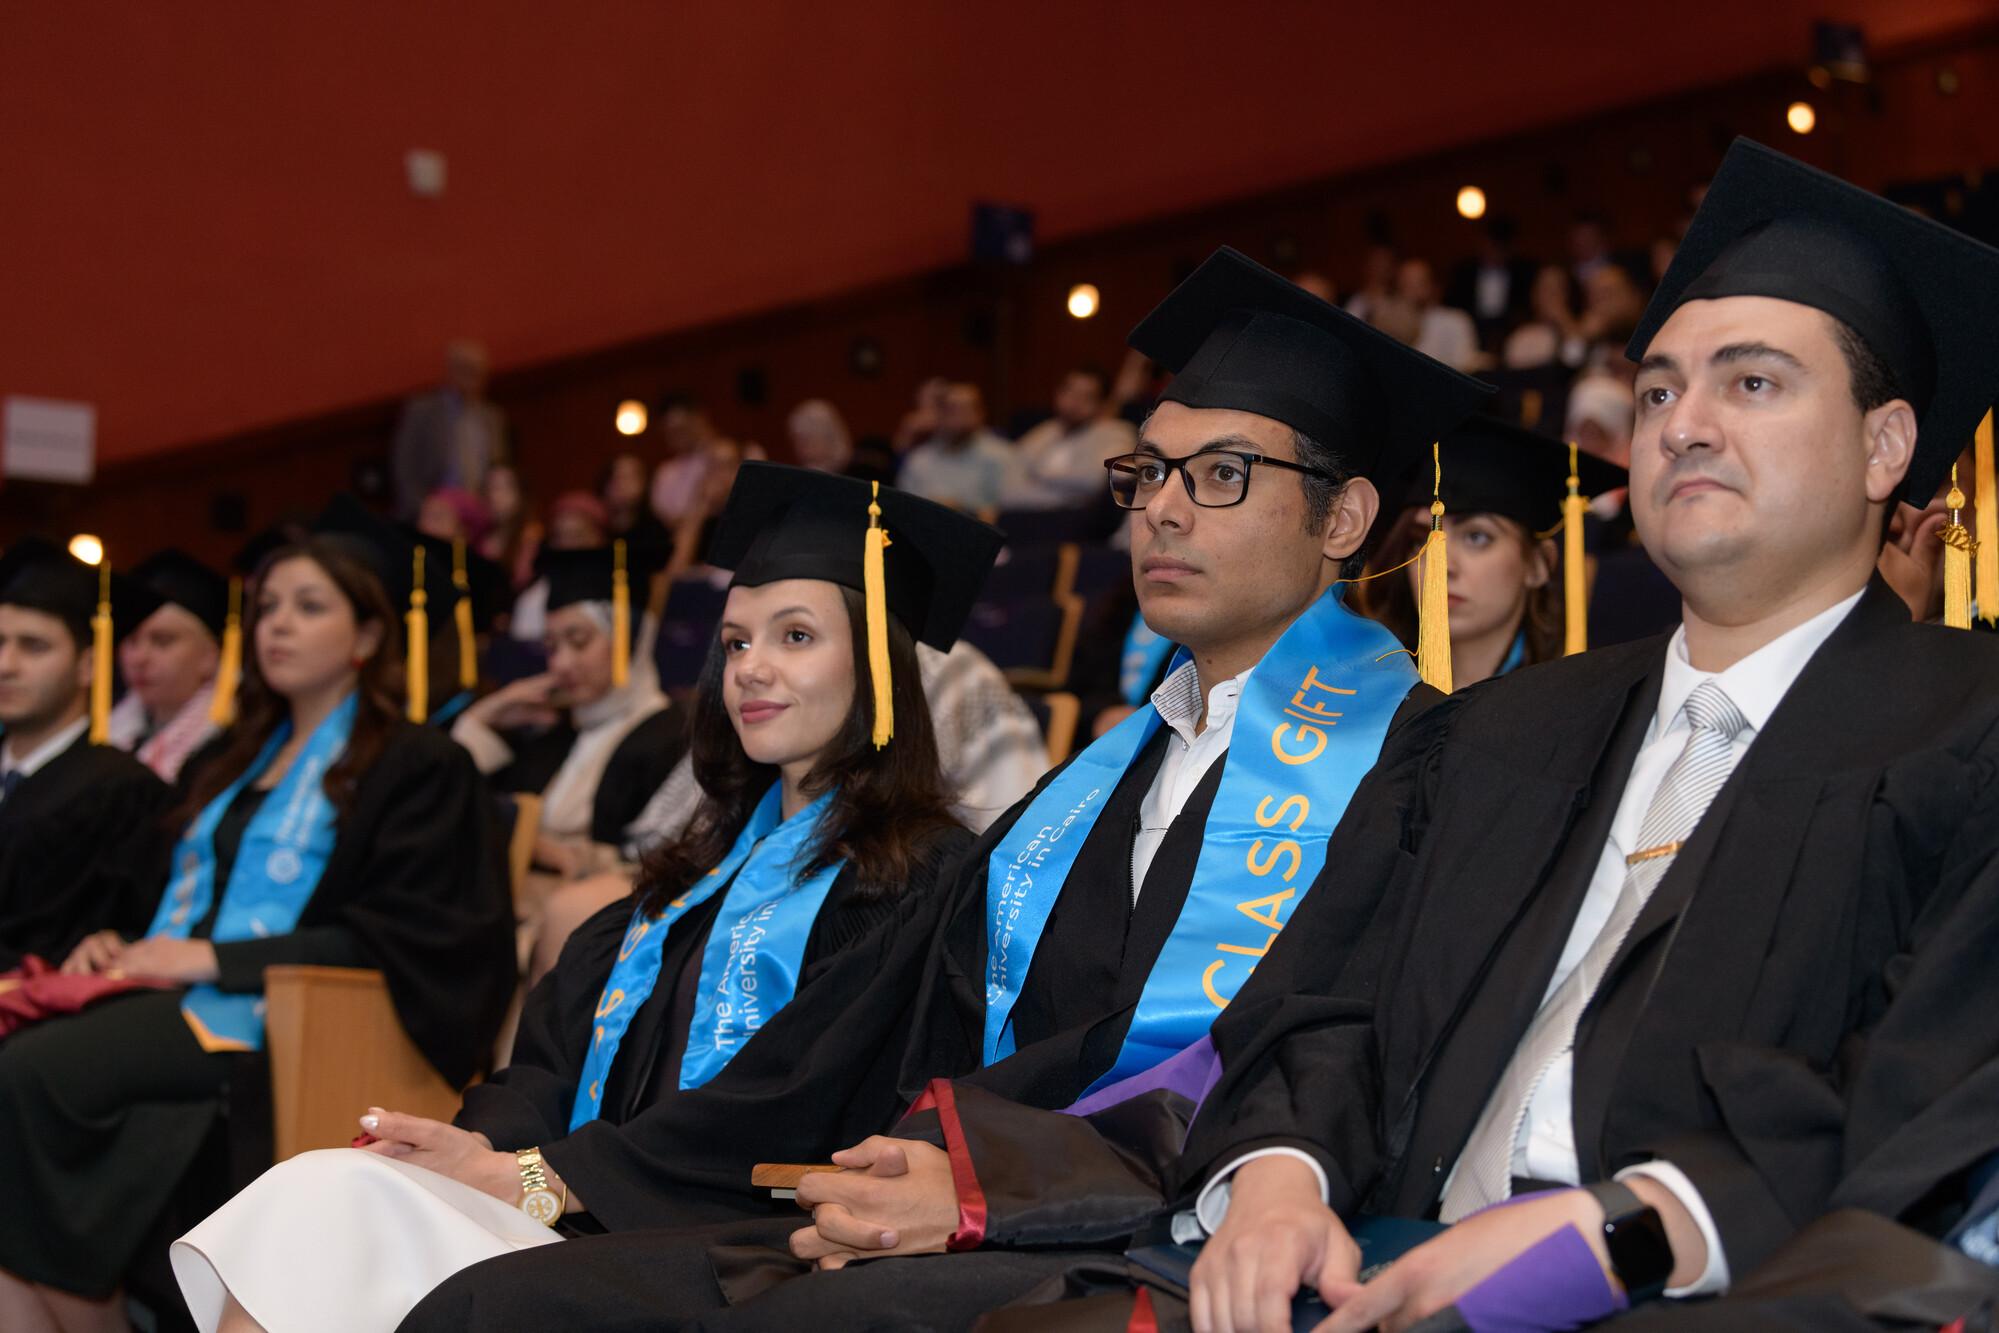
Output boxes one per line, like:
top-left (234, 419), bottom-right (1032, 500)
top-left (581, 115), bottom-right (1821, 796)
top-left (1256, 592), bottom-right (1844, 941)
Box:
top-left (516, 1146), bottom-right (564, 1227)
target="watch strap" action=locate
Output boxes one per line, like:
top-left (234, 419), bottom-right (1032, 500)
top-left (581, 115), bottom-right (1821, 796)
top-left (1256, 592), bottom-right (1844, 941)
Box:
top-left (1584, 1180), bottom-right (1672, 1303)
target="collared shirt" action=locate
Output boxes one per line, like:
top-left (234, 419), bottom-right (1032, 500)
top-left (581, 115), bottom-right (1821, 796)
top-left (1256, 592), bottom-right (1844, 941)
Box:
top-left (0, 714), bottom-right (90, 801)
top-left (1194, 590), bottom-right (1867, 1294)
top-left (1131, 659), bottom-right (1248, 901)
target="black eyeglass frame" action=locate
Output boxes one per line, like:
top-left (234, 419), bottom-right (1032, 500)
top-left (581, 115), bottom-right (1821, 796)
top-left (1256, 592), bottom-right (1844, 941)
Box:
top-left (1102, 449), bottom-right (1342, 510)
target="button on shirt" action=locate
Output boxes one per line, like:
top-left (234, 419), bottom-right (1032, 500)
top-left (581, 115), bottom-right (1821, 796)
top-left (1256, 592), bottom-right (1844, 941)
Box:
top-left (0, 715), bottom-right (89, 804)
top-left (1194, 590), bottom-right (1866, 1297)
top-left (1131, 660), bottom-right (1247, 901)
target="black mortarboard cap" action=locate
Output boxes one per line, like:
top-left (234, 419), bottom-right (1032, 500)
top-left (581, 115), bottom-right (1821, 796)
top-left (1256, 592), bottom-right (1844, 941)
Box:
top-left (1630, 138), bottom-right (1999, 503)
top-left (1396, 418), bottom-right (1628, 535)
top-left (130, 549), bottom-right (229, 641)
top-left (706, 462), bottom-right (1004, 650)
top-left (0, 541), bottom-right (161, 647)
top-left (312, 494), bottom-right (417, 606)
top-left (1127, 247), bottom-right (1494, 480)
top-left (541, 544), bottom-right (666, 617)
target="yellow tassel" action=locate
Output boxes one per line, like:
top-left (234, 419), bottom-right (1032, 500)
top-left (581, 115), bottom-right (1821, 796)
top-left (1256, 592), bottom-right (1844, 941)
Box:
top-left (863, 482), bottom-right (895, 747)
top-left (1563, 442), bottom-right (1588, 656)
top-left (405, 546), bottom-right (429, 722)
top-left (1415, 443), bottom-right (1453, 694)
top-left (1943, 465), bottom-right (1975, 631)
top-left (89, 561), bottom-right (113, 743)
top-left (1976, 409), bottom-right (1997, 626)
top-left (611, 539), bottom-right (631, 690)
top-left (209, 577), bottom-right (242, 726)
top-left (452, 539), bottom-right (478, 690)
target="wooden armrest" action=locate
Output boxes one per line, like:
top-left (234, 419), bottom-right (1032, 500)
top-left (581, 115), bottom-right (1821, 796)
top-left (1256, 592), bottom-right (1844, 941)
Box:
top-left (751, 1162), bottom-right (842, 1189)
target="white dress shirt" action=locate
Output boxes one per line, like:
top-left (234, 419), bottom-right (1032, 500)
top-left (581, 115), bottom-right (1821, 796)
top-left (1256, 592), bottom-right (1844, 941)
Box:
top-left (0, 714), bottom-right (90, 801)
top-left (1195, 590), bottom-right (1867, 1298)
top-left (1131, 660), bottom-right (1247, 901)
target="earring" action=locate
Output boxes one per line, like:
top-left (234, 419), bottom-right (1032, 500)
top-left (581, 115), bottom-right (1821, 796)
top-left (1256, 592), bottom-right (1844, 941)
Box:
top-left (352, 654), bottom-right (368, 669)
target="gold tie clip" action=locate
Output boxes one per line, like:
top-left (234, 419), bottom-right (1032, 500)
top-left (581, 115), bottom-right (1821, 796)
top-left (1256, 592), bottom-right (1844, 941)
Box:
top-left (1624, 840), bottom-right (1684, 867)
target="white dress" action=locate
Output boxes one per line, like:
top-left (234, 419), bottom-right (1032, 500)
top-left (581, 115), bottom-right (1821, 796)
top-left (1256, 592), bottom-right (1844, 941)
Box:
top-left (172, 1148), bottom-right (562, 1333)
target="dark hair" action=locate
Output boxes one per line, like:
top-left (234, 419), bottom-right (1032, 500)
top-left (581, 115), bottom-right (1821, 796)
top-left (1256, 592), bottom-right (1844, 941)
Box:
top-left (1066, 365), bottom-right (1110, 397)
top-left (176, 539), bottom-right (404, 826)
top-left (1830, 316), bottom-right (1902, 415)
top-left (1360, 508), bottom-right (1562, 668)
top-left (636, 584), bottom-right (959, 914)
top-left (1289, 427), bottom-right (1368, 581)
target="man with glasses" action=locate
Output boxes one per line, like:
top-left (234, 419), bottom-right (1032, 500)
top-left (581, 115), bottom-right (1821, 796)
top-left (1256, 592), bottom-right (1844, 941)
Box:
top-left (398, 247), bottom-right (1491, 1330)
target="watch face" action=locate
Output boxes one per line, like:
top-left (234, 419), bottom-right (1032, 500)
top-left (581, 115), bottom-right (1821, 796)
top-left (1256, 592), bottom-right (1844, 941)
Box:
top-left (1605, 1208), bottom-right (1676, 1294)
top-left (522, 1186), bottom-right (562, 1227)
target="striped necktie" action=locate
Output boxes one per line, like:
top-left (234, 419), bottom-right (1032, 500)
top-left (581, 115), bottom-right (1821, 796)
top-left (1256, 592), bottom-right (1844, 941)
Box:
top-left (1441, 679), bottom-right (1751, 1221)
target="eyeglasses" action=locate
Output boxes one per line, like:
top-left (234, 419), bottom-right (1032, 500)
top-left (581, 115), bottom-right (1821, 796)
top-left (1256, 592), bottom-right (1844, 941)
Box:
top-left (1103, 450), bottom-right (1340, 510)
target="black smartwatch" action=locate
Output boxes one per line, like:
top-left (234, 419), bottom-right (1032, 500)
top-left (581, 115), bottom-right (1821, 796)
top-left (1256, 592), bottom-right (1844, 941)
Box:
top-left (1584, 1180), bottom-right (1675, 1304)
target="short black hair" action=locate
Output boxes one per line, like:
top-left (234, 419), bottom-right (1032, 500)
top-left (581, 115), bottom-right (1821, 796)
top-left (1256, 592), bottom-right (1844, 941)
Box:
top-left (1065, 365), bottom-right (1109, 396)
top-left (1829, 315), bottom-right (1902, 414)
top-left (1289, 427), bottom-right (1367, 580)
top-left (0, 593), bottom-right (88, 657)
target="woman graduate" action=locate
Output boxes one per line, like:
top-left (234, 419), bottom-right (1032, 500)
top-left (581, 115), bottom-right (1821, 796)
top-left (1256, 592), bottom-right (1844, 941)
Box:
top-left (0, 523), bottom-right (515, 1332)
top-left (171, 463), bottom-right (1002, 1333)
top-left (448, 543), bottom-right (683, 876)
top-left (1363, 416), bottom-right (1625, 684)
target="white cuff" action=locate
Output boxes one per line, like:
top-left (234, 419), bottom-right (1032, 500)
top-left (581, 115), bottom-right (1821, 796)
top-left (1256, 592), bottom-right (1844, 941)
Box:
top-left (449, 713), bottom-right (514, 775)
top-left (1616, 1160), bottom-right (1731, 1297)
top-left (1193, 1147), bottom-right (1330, 1236)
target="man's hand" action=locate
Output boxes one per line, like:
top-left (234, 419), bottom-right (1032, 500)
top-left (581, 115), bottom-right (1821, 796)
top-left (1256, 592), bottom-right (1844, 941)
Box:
top-left (110, 935), bottom-right (218, 984)
top-left (1190, 1155), bottom-right (1357, 1333)
top-left (61, 930), bottom-right (127, 975)
top-left (788, 1136), bottom-right (958, 1270)
top-left (356, 1107), bottom-right (522, 1204)
top-left (467, 673), bottom-right (562, 731)
top-left (1878, 499), bottom-right (1951, 621)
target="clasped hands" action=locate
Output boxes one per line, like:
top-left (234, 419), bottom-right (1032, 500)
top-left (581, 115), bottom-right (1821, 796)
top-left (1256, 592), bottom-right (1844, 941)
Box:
top-left (60, 930), bottom-right (218, 982)
top-left (787, 1135), bottom-right (960, 1270)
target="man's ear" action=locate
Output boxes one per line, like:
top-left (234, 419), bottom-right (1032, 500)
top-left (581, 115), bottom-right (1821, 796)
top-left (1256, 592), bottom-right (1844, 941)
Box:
top-left (72, 641), bottom-right (93, 695)
top-left (1325, 478), bottom-right (1379, 565)
top-left (1862, 399), bottom-right (1918, 505)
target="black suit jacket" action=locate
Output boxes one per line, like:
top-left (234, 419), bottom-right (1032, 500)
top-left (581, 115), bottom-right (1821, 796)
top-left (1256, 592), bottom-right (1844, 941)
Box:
top-left (1186, 580), bottom-right (1999, 1274)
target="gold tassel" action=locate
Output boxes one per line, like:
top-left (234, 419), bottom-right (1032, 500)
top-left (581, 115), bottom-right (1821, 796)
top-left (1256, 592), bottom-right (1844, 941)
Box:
top-left (452, 539), bottom-right (478, 690)
top-left (208, 577), bottom-right (242, 726)
top-left (405, 546), bottom-right (429, 722)
top-left (611, 538), bottom-right (631, 689)
top-left (1563, 442), bottom-right (1588, 656)
top-left (863, 482), bottom-right (895, 747)
top-left (1943, 464), bottom-right (1975, 630)
top-left (1415, 443), bottom-right (1453, 694)
top-left (1976, 409), bottom-right (1997, 626)
top-left (89, 561), bottom-right (113, 743)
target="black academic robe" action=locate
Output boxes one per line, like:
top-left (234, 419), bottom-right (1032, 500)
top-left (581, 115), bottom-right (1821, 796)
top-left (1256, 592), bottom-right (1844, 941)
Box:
top-left (452, 823), bottom-right (972, 1233)
top-left (1173, 579), bottom-right (1999, 1274)
top-left (0, 733), bottom-right (172, 971)
top-left (484, 706), bottom-right (688, 846)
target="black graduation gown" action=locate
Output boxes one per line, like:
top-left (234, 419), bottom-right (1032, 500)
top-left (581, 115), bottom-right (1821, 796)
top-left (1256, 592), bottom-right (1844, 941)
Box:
top-left (398, 685), bottom-right (1450, 1332)
top-left (481, 705), bottom-right (688, 846)
top-left (453, 823), bottom-right (972, 1233)
top-left (0, 720), bottom-right (515, 1297)
top-left (0, 733), bottom-right (172, 970)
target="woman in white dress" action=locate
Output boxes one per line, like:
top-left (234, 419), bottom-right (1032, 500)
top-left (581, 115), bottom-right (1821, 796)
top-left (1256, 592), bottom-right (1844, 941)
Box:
top-left (172, 465), bottom-right (1001, 1333)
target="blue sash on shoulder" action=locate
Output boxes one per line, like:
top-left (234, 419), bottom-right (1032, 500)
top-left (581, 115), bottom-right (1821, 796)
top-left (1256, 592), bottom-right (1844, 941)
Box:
top-left (1119, 612), bottom-right (1177, 706)
top-left (983, 589), bottom-right (1414, 1094)
top-left (570, 784), bottom-right (842, 1129)
top-left (148, 692), bottom-right (357, 1051)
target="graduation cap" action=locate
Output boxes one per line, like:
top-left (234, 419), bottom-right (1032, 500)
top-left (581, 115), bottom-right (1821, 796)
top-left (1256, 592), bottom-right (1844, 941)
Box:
top-left (1127, 246), bottom-right (1494, 481)
top-left (1402, 418), bottom-right (1628, 536)
top-left (0, 541), bottom-right (161, 742)
top-left (1630, 138), bottom-right (1999, 507)
top-left (707, 462), bottom-right (1005, 746)
top-left (129, 549), bottom-right (229, 642)
top-left (537, 542), bottom-right (666, 690)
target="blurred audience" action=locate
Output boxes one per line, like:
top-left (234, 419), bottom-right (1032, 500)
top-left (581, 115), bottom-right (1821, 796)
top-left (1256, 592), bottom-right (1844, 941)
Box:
top-left (788, 398), bottom-right (855, 474)
top-left (391, 340), bottom-right (509, 521)
top-left (1000, 368), bottom-right (1136, 511)
top-left (1395, 257), bottom-right (1480, 371)
top-left (897, 382), bottom-right (1013, 510)
top-left (479, 463), bottom-right (543, 591)
top-left (1445, 216), bottom-right (1535, 350)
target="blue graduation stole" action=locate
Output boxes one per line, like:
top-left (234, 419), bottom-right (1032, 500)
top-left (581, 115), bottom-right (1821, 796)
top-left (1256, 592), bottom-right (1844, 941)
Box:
top-left (569, 784), bottom-right (843, 1130)
top-left (983, 589), bottom-right (1414, 1094)
top-left (148, 692), bottom-right (357, 1051)
top-left (1497, 630), bottom-right (1527, 676)
top-left (1120, 613), bottom-right (1177, 706)
top-left (428, 690), bottom-right (476, 727)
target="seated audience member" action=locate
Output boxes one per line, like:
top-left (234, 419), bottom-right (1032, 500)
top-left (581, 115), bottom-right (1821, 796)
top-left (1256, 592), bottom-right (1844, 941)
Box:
top-left (663, 437), bottom-right (744, 583)
top-left (170, 464), bottom-right (999, 1333)
top-left (1396, 257), bottom-right (1481, 371)
top-left (788, 398), bottom-right (857, 475)
top-left (897, 382), bottom-right (1013, 510)
top-left (478, 462), bottom-right (543, 592)
top-left (413, 486), bottom-right (493, 550)
top-left (891, 138), bottom-right (1999, 1333)
top-left (601, 451), bottom-right (673, 571)
top-left (1341, 242), bottom-right (1398, 323)
top-left (109, 549), bottom-right (231, 781)
top-left (0, 543), bottom-right (172, 972)
top-left (1000, 367), bottom-right (1139, 511)
top-left (1363, 417), bottom-right (1624, 683)
top-left (508, 490), bottom-right (609, 640)
top-left (391, 339), bottom-right (508, 522)
top-left (891, 376), bottom-right (951, 456)
top-left (1503, 262), bottom-right (1588, 370)
top-left (391, 246), bottom-right (1491, 1332)
top-left (0, 526), bottom-right (513, 1328)
top-left (452, 545), bottom-right (682, 879)
top-left (1445, 215), bottom-right (1536, 350)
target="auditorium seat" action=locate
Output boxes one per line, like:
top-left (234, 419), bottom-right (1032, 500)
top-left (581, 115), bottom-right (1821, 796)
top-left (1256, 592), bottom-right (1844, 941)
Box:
top-left (1020, 690), bottom-right (1082, 765)
top-left (962, 543), bottom-right (1084, 689)
top-left (654, 577), bottom-right (730, 689)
